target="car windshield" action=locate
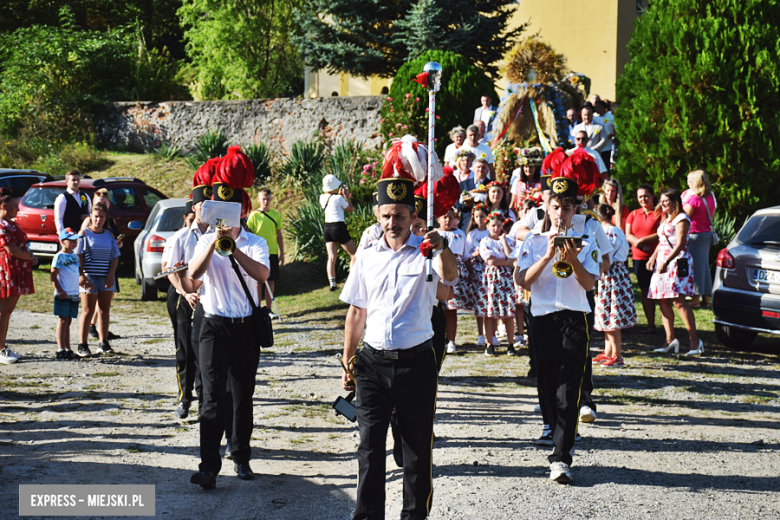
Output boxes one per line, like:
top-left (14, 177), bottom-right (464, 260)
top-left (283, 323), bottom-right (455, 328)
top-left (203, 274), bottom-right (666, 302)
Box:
top-left (21, 187), bottom-right (64, 209)
top-left (737, 214), bottom-right (780, 248)
top-left (155, 207), bottom-right (188, 232)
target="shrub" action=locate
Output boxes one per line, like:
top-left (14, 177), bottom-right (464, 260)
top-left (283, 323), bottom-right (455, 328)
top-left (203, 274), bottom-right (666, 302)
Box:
top-left (153, 142), bottom-right (183, 161)
top-left (246, 143), bottom-right (273, 185)
top-left (615, 0), bottom-right (780, 222)
top-left (380, 50), bottom-right (498, 155)
top-left (185, 129), bottom-right (230, 169)
top-left (0, 135), bottom-right (105, 176)
top-left (279, 140), bottom-right (327, 187)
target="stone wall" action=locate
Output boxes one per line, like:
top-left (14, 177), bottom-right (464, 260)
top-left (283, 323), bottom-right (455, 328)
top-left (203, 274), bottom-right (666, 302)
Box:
top-left (94, 96), bottom-right (384, 154)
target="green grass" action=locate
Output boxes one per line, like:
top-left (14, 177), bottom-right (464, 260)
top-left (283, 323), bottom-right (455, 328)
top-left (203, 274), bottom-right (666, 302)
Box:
top-left (92, 372), bottom-right (121, 378)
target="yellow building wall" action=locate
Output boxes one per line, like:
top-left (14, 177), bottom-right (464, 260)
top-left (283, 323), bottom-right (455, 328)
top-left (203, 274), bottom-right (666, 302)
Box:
top-left (310, 1), bottom-right (638, 101)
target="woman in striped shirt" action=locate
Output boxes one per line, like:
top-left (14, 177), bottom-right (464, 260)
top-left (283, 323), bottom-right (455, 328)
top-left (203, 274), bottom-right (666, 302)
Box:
top-left (77, 203), bottom-right (120, 357)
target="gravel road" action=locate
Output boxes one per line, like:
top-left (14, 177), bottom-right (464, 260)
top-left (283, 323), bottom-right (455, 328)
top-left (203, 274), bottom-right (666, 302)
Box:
top-left (1, 309), bottom-right (779, 520)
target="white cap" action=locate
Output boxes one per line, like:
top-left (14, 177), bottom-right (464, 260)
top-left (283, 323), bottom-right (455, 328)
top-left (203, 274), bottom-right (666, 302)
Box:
top-left (322, 174), bottom-right (342, 193)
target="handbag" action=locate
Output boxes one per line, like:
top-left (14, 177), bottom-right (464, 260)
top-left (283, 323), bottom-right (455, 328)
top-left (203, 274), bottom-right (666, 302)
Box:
top-left (701, 196), bottom-right (719, 246)
top-left (662, 223), bottom-right (689, 279)
top-left (228, 255), bottom-right (274, 348)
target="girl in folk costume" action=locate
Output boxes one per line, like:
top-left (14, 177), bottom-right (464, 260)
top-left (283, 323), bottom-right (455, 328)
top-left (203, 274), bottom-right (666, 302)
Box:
top-left (477, 211), bottom-right (517, 357)
top-left (592, 204), bottom-right (636, 368)
top-left (465, 203), bottom-right (490, 346)
top-left (485, 181), bottom-right (516, 222)
top-left (438, 207), bottom-right (471, 355)
top-left (510, 148), bottom-right (544, 211)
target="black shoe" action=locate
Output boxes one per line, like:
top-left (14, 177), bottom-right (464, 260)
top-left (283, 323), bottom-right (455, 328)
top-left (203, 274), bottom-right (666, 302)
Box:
top-left (392, 437), bottom-right (403, 468)
top-left (535, 431), bottom-right (553, 446)
top-left (76, 344), bottom-right (92, 358)
top-left (527, 367), bottom-right (537, 378)
top-left (485, 345), bottom-right (496, 357)
top-left (98, 342), bottom-right (113, 354)
top-left (506, 346), bottom-right (519, 356)
top-left (89, 324), bottom-right (99, 339)
top-left (56, 350), bottom-right (68, 361)
top-left (107, 331), bottom-right (120, 340)
top-left (190, 470), bottom-right (216, 489)
top-left (329, 285), bottom-right (338, 291)
top-left (234, 462), bottom-right (255, 480)
top-left (175, 402), bottom-right (190, 419)
top-left (224, 440), bottom-right (232, 460)
top-left (65, 350), bottom-right (78, 361)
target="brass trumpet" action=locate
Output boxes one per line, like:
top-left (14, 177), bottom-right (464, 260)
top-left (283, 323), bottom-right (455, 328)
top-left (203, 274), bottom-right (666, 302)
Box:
top-left (214, 218), bottom-right (236, 257)
top-left (551, 218), bottom-right (574, 279)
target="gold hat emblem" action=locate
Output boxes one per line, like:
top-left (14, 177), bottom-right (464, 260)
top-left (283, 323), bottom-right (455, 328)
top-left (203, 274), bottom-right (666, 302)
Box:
top-left (387, 181), bottom-right (407, 201)
top-left (415, 197), bottom-right (424, 213)
top-left (203, 186), bottom-right (212, 198)
top-left (552, 179), bottom-right (566, 194)
top-left (218, 185), bottom-right (234, 200)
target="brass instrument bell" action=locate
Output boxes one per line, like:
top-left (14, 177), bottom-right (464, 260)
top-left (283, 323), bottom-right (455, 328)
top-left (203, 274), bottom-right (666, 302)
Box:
top-left (551, 219), bottom-right (574, 279)
top-left (214, 218), bottom-right (236, 257)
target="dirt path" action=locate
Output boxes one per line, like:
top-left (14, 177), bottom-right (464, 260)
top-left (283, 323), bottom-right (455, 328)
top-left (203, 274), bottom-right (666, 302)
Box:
top-left (1, 309), bottom-right (779, 520)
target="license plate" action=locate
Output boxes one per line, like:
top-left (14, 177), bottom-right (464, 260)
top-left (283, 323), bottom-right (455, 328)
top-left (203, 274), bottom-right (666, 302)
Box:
top-left (753, 269), bottom-right (780, 284)
top-left (29, 241), bottom-right (58, 252)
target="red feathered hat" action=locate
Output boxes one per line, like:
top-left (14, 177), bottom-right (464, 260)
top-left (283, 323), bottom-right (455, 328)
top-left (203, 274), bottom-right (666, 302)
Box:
top-left (381, 135), bottom-right (443, 184)
top-left (213, 146), bottom-right (255, 203)
top-left (192, 156), bottom-right (220, 204)
top-left (413, 165), bottom-right (460, 219)
top-left (541, 147), bottom-right (567, 177)
top-left (557, 149), bottom-right (604, 198)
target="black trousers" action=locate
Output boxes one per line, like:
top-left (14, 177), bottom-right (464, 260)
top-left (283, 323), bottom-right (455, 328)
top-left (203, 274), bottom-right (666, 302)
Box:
top-left (533, 310), bottom-right (589, 466)
top-left (580, 290), bottom-right (597, 412)
top-left (168, 286), bottom-right (201, 405)
top-left (354, 342), bottom-right (439, 520)
top-left (198, 317), bottom-right (260, 474)
top-left (192, 304), bottom-right (232, 439)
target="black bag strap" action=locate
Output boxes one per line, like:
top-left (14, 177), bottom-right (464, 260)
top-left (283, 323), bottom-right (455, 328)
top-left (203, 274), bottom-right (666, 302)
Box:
top-left (228, 255), bottom-right (257, 311)
top-left (260, 210), bottom-right (278, 228)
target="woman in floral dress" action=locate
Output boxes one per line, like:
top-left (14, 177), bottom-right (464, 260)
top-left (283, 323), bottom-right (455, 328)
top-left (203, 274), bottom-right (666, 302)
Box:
top-left (647, 189), bottom-right (702, 356)
top-left (0, 187), bottom-right (37, 364)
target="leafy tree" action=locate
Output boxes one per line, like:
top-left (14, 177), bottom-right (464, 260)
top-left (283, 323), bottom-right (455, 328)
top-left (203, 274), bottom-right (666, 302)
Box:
top-left (380, 51), bottom-right (498, 155)
top-left (295, 0), bottom-right (523, 80)
top-left (615, 0), bottom-right (780, 219)
top-left (178, 0), bottom-right (304, 100)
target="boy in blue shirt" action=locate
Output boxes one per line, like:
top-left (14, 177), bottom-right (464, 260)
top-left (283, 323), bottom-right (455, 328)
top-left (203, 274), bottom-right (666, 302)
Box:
top-left (51, 228), bottom-right (92, 360)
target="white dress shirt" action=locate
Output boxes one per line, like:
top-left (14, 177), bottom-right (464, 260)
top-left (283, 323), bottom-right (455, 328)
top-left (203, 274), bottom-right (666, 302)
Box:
top-left (162, 222), bottom-right (205, 295)
top-left (54, 190), bottom-right (92, 234)
top-left (192, 229), bottom-right (269, 318)
top-left (340, 233), bottom-right (442, 350)
top-left (519, 231), bottom-right (601, 317)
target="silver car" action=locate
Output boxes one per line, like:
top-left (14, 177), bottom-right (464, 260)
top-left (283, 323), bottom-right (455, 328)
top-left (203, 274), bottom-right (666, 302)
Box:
top-left (712, 205), bottom-right (780, 349)
top-left (134, 198), bottom-right (189, 301)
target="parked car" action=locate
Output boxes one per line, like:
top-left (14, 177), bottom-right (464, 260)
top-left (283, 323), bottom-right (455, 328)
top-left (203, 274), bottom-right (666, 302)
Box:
top-left (16, 177), bottom-right (166, 258)
top-left (712, 205), bottom-right (780, 349)
top-left (0, 169), bottom-right (52, 197)
top-left (134, 198), bottom-right (189, 301)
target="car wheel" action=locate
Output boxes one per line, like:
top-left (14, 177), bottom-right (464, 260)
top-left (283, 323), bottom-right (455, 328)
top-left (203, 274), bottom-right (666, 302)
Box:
top-left (141, 280), bottom-right (158, 301)
top-left (715, 323), bottom-right (758, 350)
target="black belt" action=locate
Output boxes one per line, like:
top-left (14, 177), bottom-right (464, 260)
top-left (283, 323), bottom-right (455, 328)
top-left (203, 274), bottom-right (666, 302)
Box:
top-left (203, 312), bottom-right (253, 324)
top-left (363, 340), bottom-right (432, 360)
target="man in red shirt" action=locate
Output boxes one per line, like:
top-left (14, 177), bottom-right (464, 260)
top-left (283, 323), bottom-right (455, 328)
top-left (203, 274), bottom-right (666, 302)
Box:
top-left (625, 184), bottom-right (661, 333)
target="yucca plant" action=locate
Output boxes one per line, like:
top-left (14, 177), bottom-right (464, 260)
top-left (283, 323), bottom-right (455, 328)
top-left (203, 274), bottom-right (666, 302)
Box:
top-left (245, 143), bottom-right (273, 185)
top-left (279, 140), bottom-right (327, 187)
top-left (152, 142), bottom-right (182, 161)
top-left (186, 129), bottom-right (230, 169)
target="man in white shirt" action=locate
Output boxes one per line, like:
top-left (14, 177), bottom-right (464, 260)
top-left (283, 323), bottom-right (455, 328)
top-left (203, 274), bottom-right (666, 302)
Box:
top-left (340, 176), bottom-right (456, 520)
top-left (473, 94), bottom-right (497, 133)
top-left (474, 119), bottom-right (489, 145)
top-left (566, 108), bottom-right (579, 146)
top-left (53, 170), bottom-right (91, 234)
top-left (572, 106), bottom-right (607, 152)
top-left (593, 100), bottom-right (615, 171)
top-left (461, 125), bottom-right (495, 178)
top-left (568, 131), bottom-right (608, 175)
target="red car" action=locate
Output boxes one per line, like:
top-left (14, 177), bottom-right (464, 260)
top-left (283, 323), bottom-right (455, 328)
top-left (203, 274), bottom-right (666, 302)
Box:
top-left (16, 177), bottom-right (167, 258)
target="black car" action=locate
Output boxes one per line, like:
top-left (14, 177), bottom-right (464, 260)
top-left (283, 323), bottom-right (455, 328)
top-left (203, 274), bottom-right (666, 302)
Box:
top-left (0, 169), bottom-right (52, 197)
top-left (712, 205), bottom-right (780, 349)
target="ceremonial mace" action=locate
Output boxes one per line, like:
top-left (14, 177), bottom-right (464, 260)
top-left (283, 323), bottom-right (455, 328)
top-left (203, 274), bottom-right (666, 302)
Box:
top-left (423, 61), bottom-right (442, 282)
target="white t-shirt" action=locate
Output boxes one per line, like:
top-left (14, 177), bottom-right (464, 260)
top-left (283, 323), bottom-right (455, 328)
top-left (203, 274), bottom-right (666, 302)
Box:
top-left (460, 142), bottom-right (494, 164)
top-left (444, 143), bottom-right (461, 165)
top-left (440, 228), bottom-right (467, 258)
top-left (320, 193), bottom-right (349, 223)
top-left (601, 224), bottom-right (629, 263)
top-left (572, 122), bottom-right (606, 151)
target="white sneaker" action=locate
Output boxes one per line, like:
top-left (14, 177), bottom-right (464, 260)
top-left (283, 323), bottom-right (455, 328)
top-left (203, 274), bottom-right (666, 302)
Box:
top-left (513, 334), bottom-right (525, 347)
top-left (4, 347), bottom-right (21, 360)
top-left (0, 348), bottom-right (18, 364)
top-left (549, 461), bottom-right (572, 483)
top-left (446, 341), bottom-right (457, 355)
top-left (269, 312), bottom-right (278, 320)
top-left (579, 405), bottom-right (596, 423)
top-left (476, 335), bottom-right (486, 346)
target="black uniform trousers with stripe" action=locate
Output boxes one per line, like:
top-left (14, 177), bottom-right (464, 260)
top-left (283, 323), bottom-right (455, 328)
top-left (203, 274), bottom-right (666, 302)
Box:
top-left (353, 341), bottom-right (439, 520)
top-left (532, 310), bottom-right (589, 466)
top-left (167, 285), bottom-right (201, 405)
top-left (198, 317), bottom-right (260, 474)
